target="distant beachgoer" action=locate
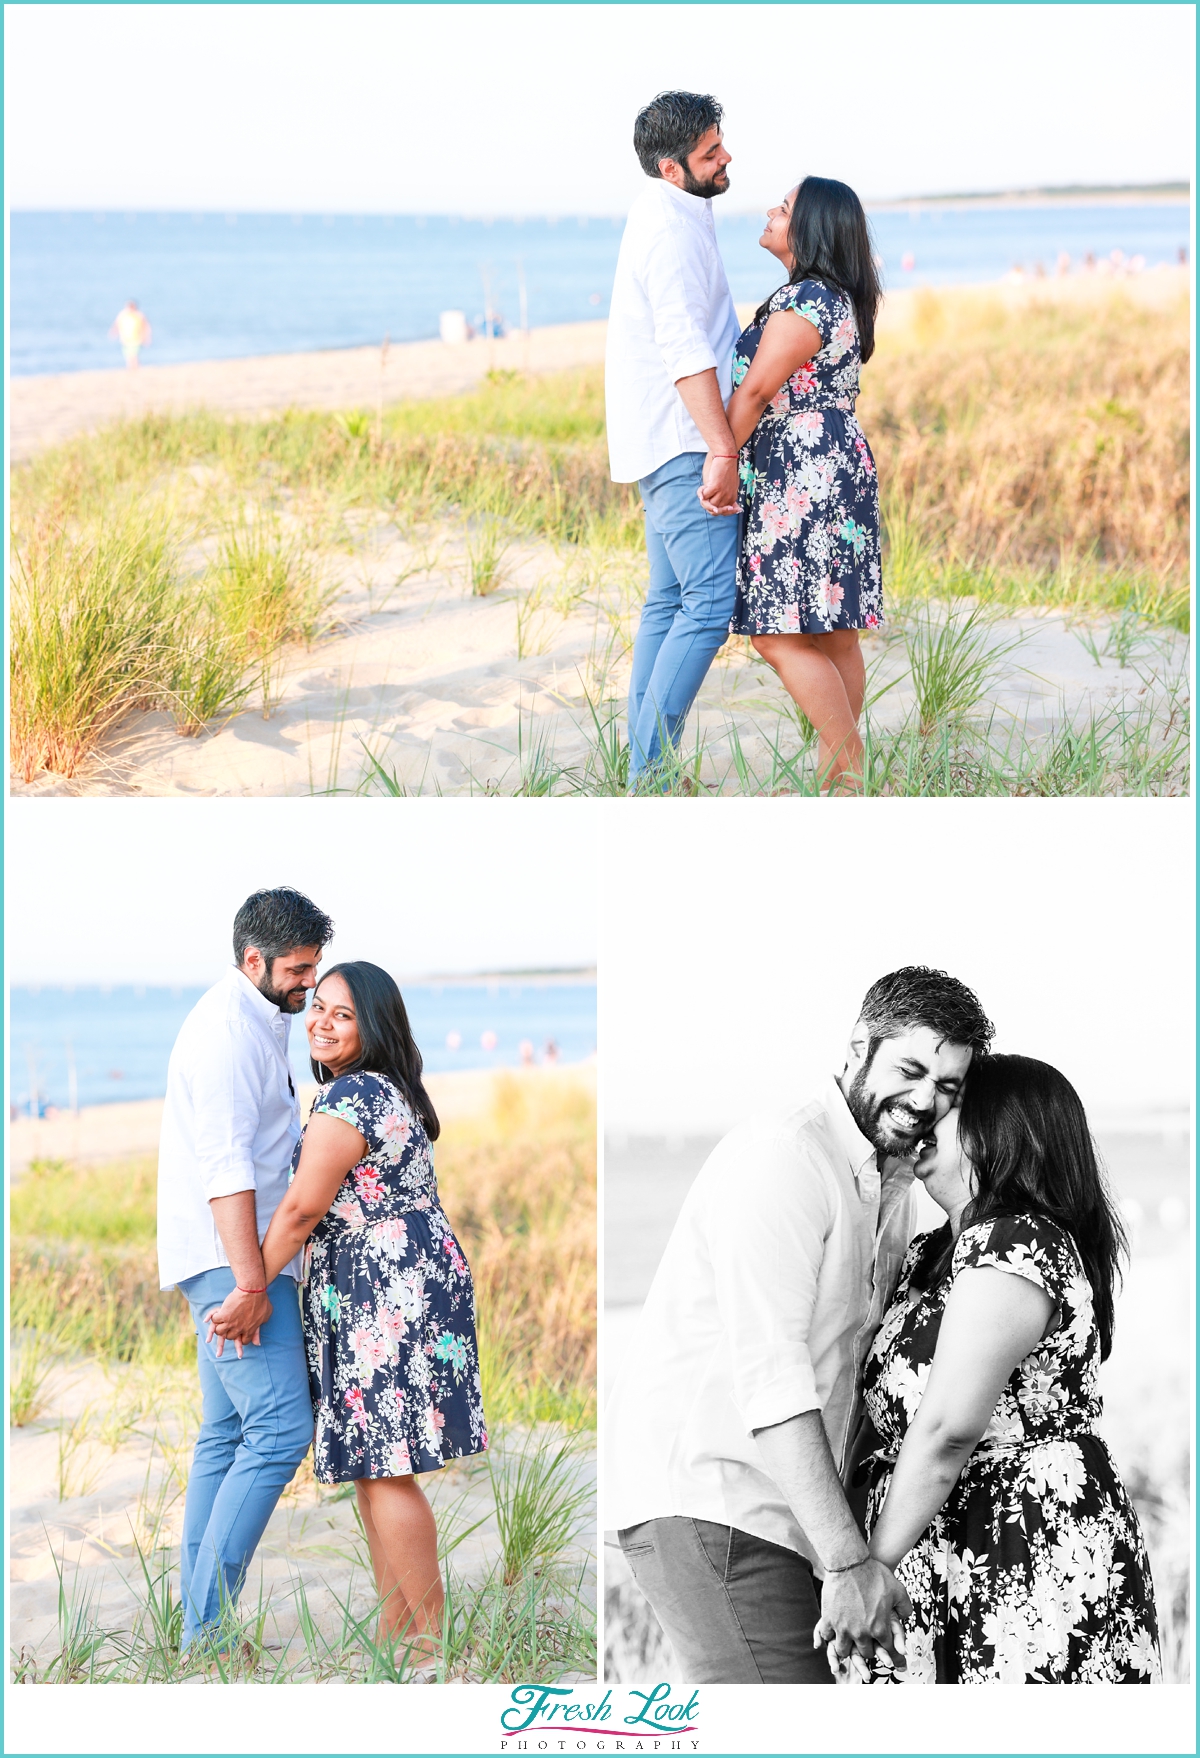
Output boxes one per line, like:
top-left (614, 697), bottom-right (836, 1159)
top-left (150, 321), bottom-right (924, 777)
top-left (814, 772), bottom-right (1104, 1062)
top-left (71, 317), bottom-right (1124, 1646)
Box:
top-left (110, 300), bottom-right (151, 369)
top-left (722, 176), bottom-right (884, 792)
top-left (606, 90), bottom-right (740, 786)
top-left (543, 1038), bottom-right (560, 1066)
top-left (519, 1039), bottom-right (535, 1066)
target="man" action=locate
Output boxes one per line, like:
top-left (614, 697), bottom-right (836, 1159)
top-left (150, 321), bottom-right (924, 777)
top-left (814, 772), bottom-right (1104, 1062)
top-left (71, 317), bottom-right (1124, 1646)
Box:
top-left (109, 299), bottom-right (151, 369)
top-left (604, 967), bottom-right (995, 1683)
top-left (156, 886), bottom-right (334, 1650)
top-left (605, 91), bottom-right (742, 786)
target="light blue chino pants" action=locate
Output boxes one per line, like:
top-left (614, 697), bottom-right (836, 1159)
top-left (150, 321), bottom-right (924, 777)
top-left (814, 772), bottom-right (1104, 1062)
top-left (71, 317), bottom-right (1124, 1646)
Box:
top-left (176, 1267), bottom-right (312, 1646)
top-left (628, 451), bottom-right (739, 784)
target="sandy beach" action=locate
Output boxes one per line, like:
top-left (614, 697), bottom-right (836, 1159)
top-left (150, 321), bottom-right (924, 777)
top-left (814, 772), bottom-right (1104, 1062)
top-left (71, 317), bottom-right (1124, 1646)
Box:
top-left (10, 1062), bottom-right (596, 1680)
top-left (10, 268), bottom-right (1188, 799)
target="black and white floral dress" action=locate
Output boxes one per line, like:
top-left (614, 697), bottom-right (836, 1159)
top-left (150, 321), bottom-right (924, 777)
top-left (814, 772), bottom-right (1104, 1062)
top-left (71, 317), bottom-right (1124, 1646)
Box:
top-left (729, 277), bottom-right (882, 636)
top-left (294, 1071), bottom-right (487, 1483)
top-left (862, 1213), bottom-right (1160, 1684)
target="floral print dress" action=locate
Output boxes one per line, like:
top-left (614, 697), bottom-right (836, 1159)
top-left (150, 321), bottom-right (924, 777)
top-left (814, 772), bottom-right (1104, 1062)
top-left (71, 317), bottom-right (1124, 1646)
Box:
top-left (862, 1214), bottom-right (1160, 1684)
top-left (729, 278), bottom-right (882, 637)
top-left (294, 1071), bottom-right (487, 1483)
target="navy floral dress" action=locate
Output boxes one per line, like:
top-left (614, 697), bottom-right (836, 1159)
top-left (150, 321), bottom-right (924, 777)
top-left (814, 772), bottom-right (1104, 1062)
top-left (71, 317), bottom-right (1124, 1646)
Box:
top-left (294, 1071), bottom-right (487, 1483)
top-left (862, 1214), bottom-right (1160, 1684)
top-left (729, 278), bottom-right (882, 636)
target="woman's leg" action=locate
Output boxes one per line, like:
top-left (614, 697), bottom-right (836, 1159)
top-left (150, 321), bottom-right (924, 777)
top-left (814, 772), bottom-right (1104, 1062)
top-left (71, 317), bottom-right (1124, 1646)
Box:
top-left (354, 1475), bottom-right (444, 1662)
top-left (752, 630), bottom-right (864, 791)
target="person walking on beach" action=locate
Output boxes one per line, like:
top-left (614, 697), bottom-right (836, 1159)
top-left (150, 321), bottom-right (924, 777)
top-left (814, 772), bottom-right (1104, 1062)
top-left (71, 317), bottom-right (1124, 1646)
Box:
top-left (718, 177), bottom-right (884, 792)
top-left (605, 91), bottom-right (741, 788)
top-left (110, 299), bottom-right (151, 368)
top-left (156, 886), bottom-right (334, 1654)
top-left (604, 967), bottom-right (994, 1682)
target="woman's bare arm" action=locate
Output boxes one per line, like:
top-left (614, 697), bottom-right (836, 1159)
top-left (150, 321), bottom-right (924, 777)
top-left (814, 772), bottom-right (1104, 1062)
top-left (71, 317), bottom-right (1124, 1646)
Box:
top-left (726, 309), bottom-right (823, 449)
top-left (866, 1266), bottom-right (1054, 1570)
top-left (208, 1112), bottom-right (366, 1339)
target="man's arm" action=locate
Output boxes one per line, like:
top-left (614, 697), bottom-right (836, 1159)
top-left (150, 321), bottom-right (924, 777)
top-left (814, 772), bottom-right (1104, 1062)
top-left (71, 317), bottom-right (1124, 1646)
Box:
top-left (673, 370), bottom-right (738, 514)
top-left (190, 1022), bottom-right (274, 1348)
top-left (754, 1412), bottom-right (911, 1671)
top-left (207, 1190), bottom-right (273, 1351)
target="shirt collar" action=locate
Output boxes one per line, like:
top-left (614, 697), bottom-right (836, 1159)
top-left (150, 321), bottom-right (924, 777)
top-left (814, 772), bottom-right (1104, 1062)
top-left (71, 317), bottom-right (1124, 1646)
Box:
top-left (230, 964), bottom-right (284, 1026)
top-left (821, 1072), bottom-right (882, 1185)
top-left (655, 179), bottom-right (712, 221)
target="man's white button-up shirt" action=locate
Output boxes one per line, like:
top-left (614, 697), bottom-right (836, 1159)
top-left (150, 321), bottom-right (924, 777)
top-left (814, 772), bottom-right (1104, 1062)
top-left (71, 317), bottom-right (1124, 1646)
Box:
top-left (603, 1075), bottom-right (917, 1564)
top-left (605, 179), bottom-right (740, 484)
top-left (157, 966), bottom-right (303, 1288)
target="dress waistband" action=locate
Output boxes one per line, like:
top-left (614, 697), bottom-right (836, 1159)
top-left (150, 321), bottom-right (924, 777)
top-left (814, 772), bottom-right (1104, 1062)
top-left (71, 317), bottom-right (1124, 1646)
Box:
top-left (867, 1418), bottom-right (1100, 1473)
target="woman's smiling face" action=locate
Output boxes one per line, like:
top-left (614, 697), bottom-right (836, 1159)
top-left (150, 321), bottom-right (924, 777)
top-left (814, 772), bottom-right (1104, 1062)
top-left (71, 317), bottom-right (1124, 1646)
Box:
top-left (913, 1107), bottom-right (976, 1223)
top-left (760, 186), bottom-right (799, 267)
top-left (307, 973), bottom-right (362, 1076)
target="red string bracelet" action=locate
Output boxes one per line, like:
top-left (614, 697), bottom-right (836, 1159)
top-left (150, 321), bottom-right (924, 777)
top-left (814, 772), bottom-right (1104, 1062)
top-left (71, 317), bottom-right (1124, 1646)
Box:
top-left (237, 1284), bottom-right (267, 1294)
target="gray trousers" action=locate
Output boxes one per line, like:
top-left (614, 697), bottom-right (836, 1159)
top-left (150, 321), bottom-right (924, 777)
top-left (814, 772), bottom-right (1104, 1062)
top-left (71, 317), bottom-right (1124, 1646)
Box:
top-left (619, 1517), bottom-right (833, 1684)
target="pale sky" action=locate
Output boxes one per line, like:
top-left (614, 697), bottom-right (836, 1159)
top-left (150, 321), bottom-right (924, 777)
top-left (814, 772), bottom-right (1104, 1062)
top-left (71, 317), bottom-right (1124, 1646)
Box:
top-left (600, 800), bottom-right (1194, 1129)
top-left (7, 798), bottom-right (596, 985)
top-left (5, 4), bottom-right (1194, 213)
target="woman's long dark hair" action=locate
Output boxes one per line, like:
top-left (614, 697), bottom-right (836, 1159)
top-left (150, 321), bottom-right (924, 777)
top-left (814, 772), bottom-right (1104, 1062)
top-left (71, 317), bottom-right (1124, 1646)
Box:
top-left (310, 960), bottom-right (440, 1142)
top-left (911, 1053), bottom-right (1126, 1359)
top-left (756, 174), bottom-right (882, 361)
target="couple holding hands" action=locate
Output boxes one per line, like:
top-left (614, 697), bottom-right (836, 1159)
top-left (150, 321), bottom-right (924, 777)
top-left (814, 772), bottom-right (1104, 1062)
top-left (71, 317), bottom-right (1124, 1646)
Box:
top-left (606, 89), bottom-right (883, 791)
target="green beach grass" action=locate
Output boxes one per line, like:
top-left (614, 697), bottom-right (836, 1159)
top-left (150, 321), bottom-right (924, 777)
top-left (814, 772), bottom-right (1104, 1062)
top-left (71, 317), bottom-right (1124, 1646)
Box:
top-left (9, 282), bottom-right (1190, 794)
top-left (10, 1074), bottom-right (596, 1683)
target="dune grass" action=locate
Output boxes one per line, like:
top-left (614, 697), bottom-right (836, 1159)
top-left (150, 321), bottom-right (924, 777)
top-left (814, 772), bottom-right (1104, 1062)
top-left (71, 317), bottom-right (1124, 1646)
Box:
top-left (9, 283), bottom-right (1189, 789)
top-left (9, 1074), bottom-right (596, 1683)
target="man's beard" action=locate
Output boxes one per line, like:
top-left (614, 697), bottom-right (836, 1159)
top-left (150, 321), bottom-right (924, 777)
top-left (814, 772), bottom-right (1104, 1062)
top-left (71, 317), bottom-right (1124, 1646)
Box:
top-left (680, 163), bottom-right (729, 199)
top-left (256, 967), bottom-right (308, 1014)
top-left (845, 1065), bottom-right (935, 1156)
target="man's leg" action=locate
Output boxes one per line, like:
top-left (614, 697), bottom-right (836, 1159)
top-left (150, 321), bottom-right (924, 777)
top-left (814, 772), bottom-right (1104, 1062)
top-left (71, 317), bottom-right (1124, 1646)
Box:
top-left (619, 1518), bottom-right (833, 1684)
top-left (628, 454), bottom-right (738, 782)
top-left (177, 1268), bottom-right (312, 1646)
top-left (627, 511), bottom-right (682, 767)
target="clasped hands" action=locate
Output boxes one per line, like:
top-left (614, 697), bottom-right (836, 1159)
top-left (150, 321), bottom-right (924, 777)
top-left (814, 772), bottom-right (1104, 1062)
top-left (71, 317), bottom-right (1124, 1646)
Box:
top-left (813, 1556), bottom-right (912, 1683)
top-left (203, 1286), bottom-right (274, 1358)
top-left (696, 450), bottom-right (739, 518)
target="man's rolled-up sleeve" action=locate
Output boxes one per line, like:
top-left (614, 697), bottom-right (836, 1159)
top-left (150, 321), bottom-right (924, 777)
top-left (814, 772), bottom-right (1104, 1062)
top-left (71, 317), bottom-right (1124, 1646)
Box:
top-left (708, 1139), bottom-right (834, 1434)
top-left (189, 1022), bottom-right (267, 1201)
top-left (641, 227), bottom-right (719, 385)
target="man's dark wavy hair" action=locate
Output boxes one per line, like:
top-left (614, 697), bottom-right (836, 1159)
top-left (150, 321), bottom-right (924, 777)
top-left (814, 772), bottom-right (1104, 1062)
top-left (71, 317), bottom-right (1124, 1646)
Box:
top-left (233, 887), bottom-right (334, 967)
top-left (910, 1053), bottom-right (1127, 1360)
top-left (634, 90), bottom-right (723, 179)
top-left (310, 960), bottom-right (440, 1142)
top-left (857, 965), bottom-right (995, 1062)
top-left (756, 174), bottom-right (883, 361)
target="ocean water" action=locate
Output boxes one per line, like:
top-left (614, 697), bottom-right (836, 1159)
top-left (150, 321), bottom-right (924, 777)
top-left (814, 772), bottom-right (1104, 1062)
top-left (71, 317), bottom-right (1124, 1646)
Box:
top-left (10, 203), bottom-right (1189, 377)
top-left (9, 979), bottom-right (596, 1113)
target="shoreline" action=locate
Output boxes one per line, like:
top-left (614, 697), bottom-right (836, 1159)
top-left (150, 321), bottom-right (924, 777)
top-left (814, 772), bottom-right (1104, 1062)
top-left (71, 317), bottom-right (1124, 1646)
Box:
top-left (10, 266), bottom-right (1189, 460)
top-left (9, 1059), bottom-right (596, 1172)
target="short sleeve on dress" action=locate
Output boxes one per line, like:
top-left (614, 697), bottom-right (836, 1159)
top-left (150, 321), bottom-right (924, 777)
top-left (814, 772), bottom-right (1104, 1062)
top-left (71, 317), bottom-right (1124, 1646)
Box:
top-left (952, 1214), bottom-right (1074, 1305)
top-left (313, 1071), bottom-right (385, 1146)
top-left (774, 278), bottom-right (839, 344)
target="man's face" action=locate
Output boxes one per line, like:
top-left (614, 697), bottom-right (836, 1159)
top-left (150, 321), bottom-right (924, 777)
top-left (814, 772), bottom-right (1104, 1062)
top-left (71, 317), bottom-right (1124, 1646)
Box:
top-left (660, 125), bottom-right (731, 199)
top-left (842, 1024), bottom-right (973, 1157)
top-left (242, 944), bottom-right (323, 1014)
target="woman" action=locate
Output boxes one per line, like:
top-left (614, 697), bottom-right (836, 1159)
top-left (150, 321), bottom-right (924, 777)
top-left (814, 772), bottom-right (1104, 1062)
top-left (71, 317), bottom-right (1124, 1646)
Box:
top-left (710, 175), bottom-right (883, 791)
top-left (842, 1054), bottom-right (1159, 1683)
top-left (258, 961), bottom-right (487, 1667)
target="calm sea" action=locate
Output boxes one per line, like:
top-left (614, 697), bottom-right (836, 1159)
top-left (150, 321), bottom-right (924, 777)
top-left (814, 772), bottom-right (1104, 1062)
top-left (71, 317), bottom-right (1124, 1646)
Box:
top-left (9, 979), bottom-right (596, 1113)
top-left (10, 203), bottom-right (1189, 377)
